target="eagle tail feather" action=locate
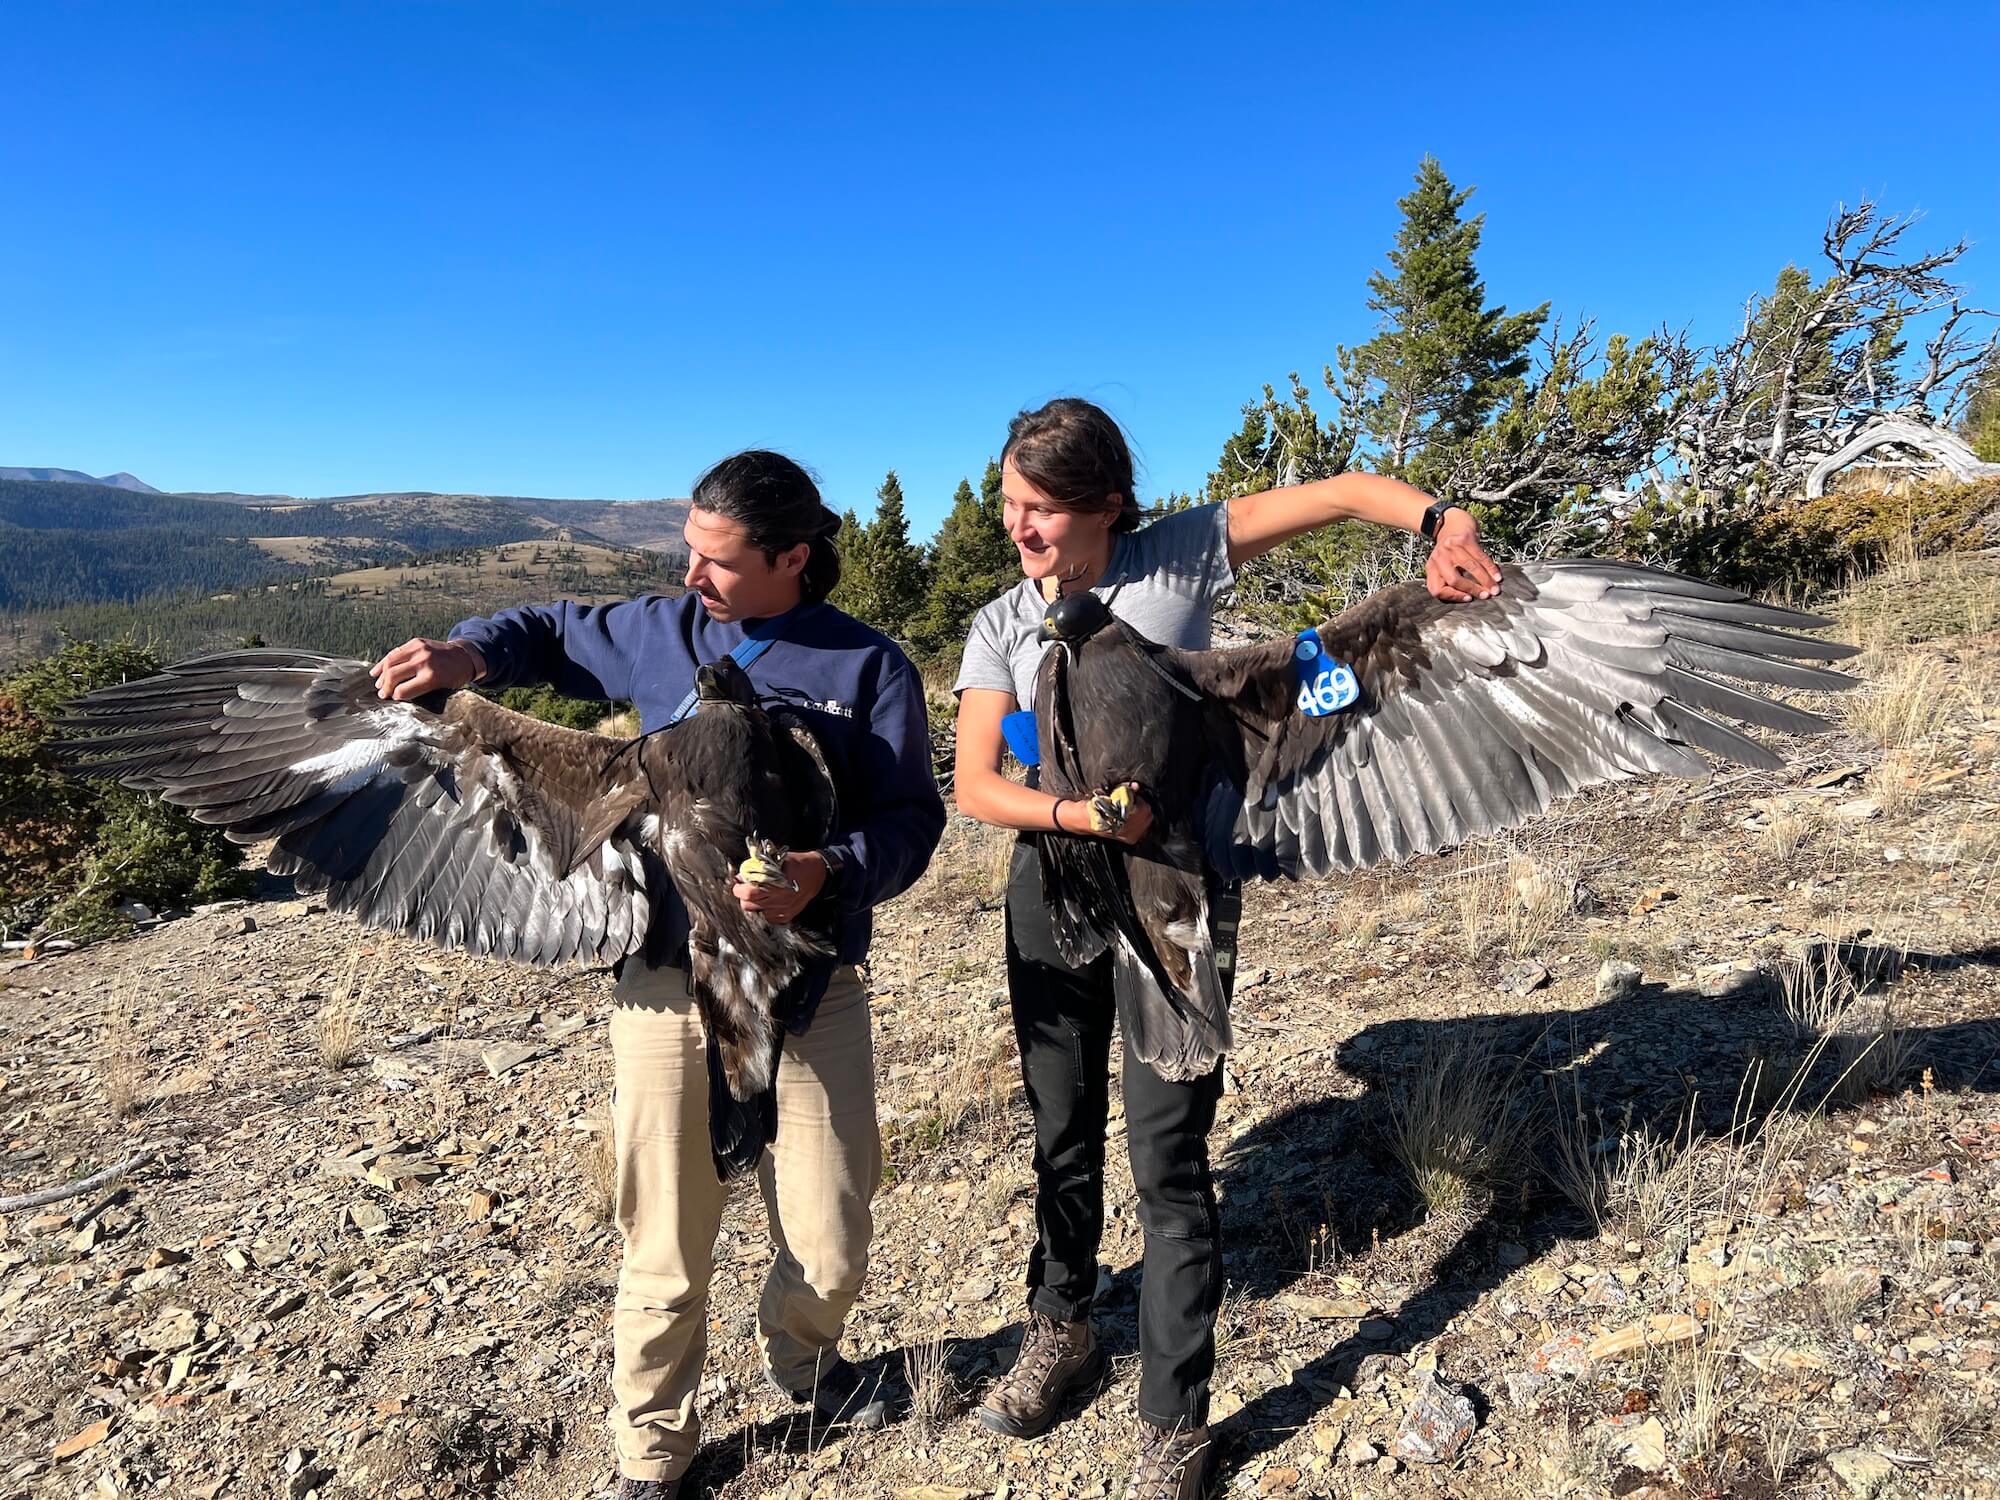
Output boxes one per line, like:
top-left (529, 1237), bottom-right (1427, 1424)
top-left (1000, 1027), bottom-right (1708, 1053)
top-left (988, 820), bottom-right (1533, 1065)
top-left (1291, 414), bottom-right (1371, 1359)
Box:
top-left (706, 1032), bottom-right (779, 1181)
top-left (1110, 928), bottom-right (1231, 1084)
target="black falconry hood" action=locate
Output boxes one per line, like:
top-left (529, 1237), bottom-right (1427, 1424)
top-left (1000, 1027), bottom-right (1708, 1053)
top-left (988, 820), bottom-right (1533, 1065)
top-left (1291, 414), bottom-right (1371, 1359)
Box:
top-left (1037, 590), bottom-right (1115, 645)
top-left (694, 655), bottom-right (759, 705)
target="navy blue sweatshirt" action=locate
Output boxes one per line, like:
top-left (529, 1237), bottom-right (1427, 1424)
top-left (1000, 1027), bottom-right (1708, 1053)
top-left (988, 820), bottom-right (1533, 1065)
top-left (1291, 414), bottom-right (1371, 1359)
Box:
top-left (449, 593), bottom-right (945, 969)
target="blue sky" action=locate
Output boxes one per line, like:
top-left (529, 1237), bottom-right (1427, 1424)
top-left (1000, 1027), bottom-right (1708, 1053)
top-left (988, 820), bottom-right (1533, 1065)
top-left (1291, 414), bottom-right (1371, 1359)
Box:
top-left (5, 2), bottom-right (1996, 534)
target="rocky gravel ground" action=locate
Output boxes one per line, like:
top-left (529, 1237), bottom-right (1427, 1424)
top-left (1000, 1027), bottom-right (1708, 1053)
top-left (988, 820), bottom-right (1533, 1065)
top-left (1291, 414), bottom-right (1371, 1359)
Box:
top-left (4, 561), bottom-right (1999, 1499)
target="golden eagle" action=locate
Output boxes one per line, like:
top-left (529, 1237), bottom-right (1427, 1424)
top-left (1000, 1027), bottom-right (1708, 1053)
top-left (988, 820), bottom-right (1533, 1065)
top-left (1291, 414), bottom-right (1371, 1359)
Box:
top-left (1033, 559), bottom-right (1860, 1083)
top-left (53, 652), bottom-right (835, 1177)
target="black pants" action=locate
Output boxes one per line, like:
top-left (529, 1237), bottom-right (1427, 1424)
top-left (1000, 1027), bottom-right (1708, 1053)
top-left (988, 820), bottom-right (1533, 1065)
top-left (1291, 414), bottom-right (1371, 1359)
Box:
top-left (1003, 838), bottom-right (1238, 1430)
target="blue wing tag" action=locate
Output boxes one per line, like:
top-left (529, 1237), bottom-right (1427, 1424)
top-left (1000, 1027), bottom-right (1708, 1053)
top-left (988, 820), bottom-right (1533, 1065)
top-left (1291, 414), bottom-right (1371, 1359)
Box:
top-left (1293, 629), bottom-right (1360, 717)
top-left (1000, 709), bottom-right (1042, 766)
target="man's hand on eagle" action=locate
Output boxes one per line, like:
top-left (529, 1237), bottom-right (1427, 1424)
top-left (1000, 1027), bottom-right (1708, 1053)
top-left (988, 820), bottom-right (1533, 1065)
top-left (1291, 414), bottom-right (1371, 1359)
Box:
top-left (732, 849), bottom-right (828, 924)
top-left (1423, 507), bottom-right (1503, 603)
top-left (370, 636), bottom-right (488, 700)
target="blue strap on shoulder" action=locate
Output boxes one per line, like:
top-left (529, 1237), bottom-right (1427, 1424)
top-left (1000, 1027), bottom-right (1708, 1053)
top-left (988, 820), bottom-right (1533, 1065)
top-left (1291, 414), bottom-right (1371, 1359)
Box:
top-left (665, 605), bottom-right (809, 726)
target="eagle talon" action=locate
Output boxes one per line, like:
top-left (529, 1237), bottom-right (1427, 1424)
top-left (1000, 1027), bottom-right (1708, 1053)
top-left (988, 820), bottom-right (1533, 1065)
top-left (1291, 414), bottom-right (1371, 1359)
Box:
top-left (737, 836), bottom-right (798, 891)
top-left (1088, 784), bottom-right (1136, 835)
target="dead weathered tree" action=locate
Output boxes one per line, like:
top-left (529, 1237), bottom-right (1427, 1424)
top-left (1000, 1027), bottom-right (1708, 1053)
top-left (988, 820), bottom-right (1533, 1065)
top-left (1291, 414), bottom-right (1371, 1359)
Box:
top-left (1675, 202), bottom-right (1998, 498)
top-left (1804, 419), bottom-right (2000, 499)
top-left (1444, 319), bottom-right (1698, 552)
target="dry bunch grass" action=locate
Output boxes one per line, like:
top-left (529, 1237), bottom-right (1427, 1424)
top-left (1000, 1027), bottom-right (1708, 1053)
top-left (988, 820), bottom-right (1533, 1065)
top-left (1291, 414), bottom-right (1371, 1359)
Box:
top-left (1779, 947), bottom-right (1857, 1038)
top-left (1448, 851), bottom-right (1574, 961)
top-left (1759, 808), bottom-right (1812, 861)
top-left (1554, 1036), bottom-right (1850, 1243)
top-left (909, 814), bottom-right (1017, 908)
top-left (903, 1331), bottom-right (963, 1433)
top-left (98, 984), bottom-right (148, 1119)
top-left (1607, 1118), bottom-right (1704, 1241)
top-left (892, 968), bottom-right (1011, 1151)
top-left (1905, 1377), bottom-right (1987, 1459)
top-left (930, 1011), bottom-right (1010, 1141)
top-left (1659, 1310), bottom-right (1736, 1464)
top-left (1345, 906), bottom-right (1383, 949)
top-left (594, 708), bottom-right (640, 739)
top-left (316, 948), bottom-right (375, 1070)
top-left (1387, 884), bottom-right (1429, 924)
top-left (1842, 653), bottom-right (1949, 748)
top-left (1867, 745), bottom-right (1934, 816)
top-left (580, 1121), bottom-right (618, 1226)
top-left (1387, 1034), bottom-right (1533, 1219)
top-left (1759, 1408), bottom-right (1804, 1489)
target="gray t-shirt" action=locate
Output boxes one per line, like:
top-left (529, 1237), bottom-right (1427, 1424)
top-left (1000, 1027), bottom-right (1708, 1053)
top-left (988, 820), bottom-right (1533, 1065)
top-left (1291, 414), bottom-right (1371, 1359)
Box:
top-left (954, 500), bottom-right (1236, 706)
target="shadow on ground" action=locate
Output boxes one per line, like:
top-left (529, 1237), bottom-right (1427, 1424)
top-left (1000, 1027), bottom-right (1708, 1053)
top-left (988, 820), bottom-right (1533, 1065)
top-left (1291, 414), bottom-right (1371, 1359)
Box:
top-left (1201, 939), bottom-right (2000, 1479)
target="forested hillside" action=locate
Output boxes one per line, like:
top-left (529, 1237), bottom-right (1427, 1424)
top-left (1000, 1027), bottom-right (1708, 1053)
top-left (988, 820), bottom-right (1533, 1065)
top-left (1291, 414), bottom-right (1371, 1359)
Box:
top-left (0, 528), bottom-right (295, 612)
top-left (0, 478), bottom-right (690, 611)
top-left (0, 542), bottom-right (685, 668)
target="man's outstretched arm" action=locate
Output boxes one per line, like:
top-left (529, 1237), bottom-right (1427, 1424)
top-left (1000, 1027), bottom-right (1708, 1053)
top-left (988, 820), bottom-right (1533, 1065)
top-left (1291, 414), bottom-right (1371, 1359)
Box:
top-left (371, 599), bottom-right (640, 703)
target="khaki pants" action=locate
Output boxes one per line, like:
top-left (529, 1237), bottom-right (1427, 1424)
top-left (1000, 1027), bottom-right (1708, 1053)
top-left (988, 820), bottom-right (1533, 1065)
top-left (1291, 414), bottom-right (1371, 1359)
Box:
top-left (608, 961), bottom-right (881, 1483)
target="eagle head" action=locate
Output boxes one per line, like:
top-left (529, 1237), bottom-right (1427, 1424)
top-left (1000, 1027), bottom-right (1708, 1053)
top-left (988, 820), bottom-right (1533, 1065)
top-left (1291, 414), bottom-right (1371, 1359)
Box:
top-left (695, 657), bottom-right (759, 706)
top-left (1038, 591), bottom-right (1113, 645)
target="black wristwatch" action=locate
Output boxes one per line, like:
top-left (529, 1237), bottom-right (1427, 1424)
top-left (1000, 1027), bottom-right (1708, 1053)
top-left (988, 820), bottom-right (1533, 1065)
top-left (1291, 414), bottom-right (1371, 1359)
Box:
top-left (813, 846), bottom-right (846, 895)
top-left (1419, 498), bottom-right (1456, 541)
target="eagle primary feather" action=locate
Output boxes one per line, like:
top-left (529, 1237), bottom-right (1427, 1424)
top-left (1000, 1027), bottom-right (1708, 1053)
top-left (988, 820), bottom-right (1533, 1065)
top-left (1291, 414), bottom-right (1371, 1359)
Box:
top-left (1034, 559), bottom-right (1859, 1082)
top-left (52, 650), bottom-right (836, 1178)
top-left (1171, 560), bottom-right (1860, 881)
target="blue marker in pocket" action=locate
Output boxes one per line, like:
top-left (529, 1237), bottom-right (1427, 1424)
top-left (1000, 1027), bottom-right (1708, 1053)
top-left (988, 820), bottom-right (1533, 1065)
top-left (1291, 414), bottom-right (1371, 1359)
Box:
top-left (1292, 630), bottom-right (1359, 717)
top-left (1000, 709), bottom-right (1042, 766)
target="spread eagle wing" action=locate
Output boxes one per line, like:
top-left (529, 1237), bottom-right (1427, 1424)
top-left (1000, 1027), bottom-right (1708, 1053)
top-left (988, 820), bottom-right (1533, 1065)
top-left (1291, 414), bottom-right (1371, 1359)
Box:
top-left (1031, 637), bottom-right (1129, 967)
top-left (51, 650), bottom-right (656, 965)
top-left (1166, 560), bottom-right (1861, 881)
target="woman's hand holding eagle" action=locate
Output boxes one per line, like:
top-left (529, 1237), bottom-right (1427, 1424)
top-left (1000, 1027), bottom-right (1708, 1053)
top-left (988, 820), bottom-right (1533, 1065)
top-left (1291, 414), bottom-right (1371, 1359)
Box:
top-left (1065, 782), bottom-right (1153, 845)
top-left (1421, 506), bottom-right (1503, 604)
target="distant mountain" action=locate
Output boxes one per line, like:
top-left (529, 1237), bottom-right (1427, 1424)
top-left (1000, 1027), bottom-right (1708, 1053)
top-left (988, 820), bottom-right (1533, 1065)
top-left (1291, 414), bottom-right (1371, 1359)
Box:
top-left (0, 475), bottom-right (688, 614)
top-left (172, 489), bottom-right (690, 551)
top-left (0, 466), bottom-right (159, 493)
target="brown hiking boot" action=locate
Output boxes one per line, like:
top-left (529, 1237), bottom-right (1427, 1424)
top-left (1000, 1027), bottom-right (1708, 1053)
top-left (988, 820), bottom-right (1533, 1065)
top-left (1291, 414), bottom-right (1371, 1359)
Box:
top-left (976, 1311), bottom-right (1106, 1437)
top-left (1121, 1422), bottom-right (1218, 1500)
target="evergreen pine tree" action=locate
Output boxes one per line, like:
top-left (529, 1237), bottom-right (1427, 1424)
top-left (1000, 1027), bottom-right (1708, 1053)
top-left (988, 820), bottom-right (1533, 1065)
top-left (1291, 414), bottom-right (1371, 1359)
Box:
top-left (1204, 404), bottom-right (1273, 502)
top-left (827, 508), bottom-right (874, 621)
top-left (1962, 348), bottom-right (2000, 463)
top-left (1353, 157), bottom-right (1548, 485)
top-left (864, 471), bottom-right (927, 629)
top-left (911, 473), bottom-right (1018, 657)
top-left (980, 457), bottom-right (1005, 514)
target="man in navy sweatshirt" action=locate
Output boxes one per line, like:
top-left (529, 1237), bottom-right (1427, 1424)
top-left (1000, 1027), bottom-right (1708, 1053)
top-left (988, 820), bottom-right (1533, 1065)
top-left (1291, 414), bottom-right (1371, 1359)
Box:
top-left (371, 451), bottom-right (946, 1499)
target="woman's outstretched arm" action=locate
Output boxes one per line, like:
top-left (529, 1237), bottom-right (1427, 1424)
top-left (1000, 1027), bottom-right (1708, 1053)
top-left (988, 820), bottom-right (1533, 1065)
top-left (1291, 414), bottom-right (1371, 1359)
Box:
top-left (1225, 471), bottom-right (1503, 602)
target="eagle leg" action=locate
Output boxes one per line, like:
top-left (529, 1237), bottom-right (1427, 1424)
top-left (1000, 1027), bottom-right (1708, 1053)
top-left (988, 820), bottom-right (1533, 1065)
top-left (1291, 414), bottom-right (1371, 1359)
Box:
top-left (1087, 784), bottom-right (1139, 836)
top-left (737, 835), bottom-right (799, 891)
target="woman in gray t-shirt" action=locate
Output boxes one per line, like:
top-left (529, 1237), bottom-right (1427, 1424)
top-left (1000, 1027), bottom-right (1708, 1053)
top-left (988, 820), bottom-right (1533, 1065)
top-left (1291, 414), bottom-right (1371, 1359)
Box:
top-left (952, 398), bottom-right (1500, 1498)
